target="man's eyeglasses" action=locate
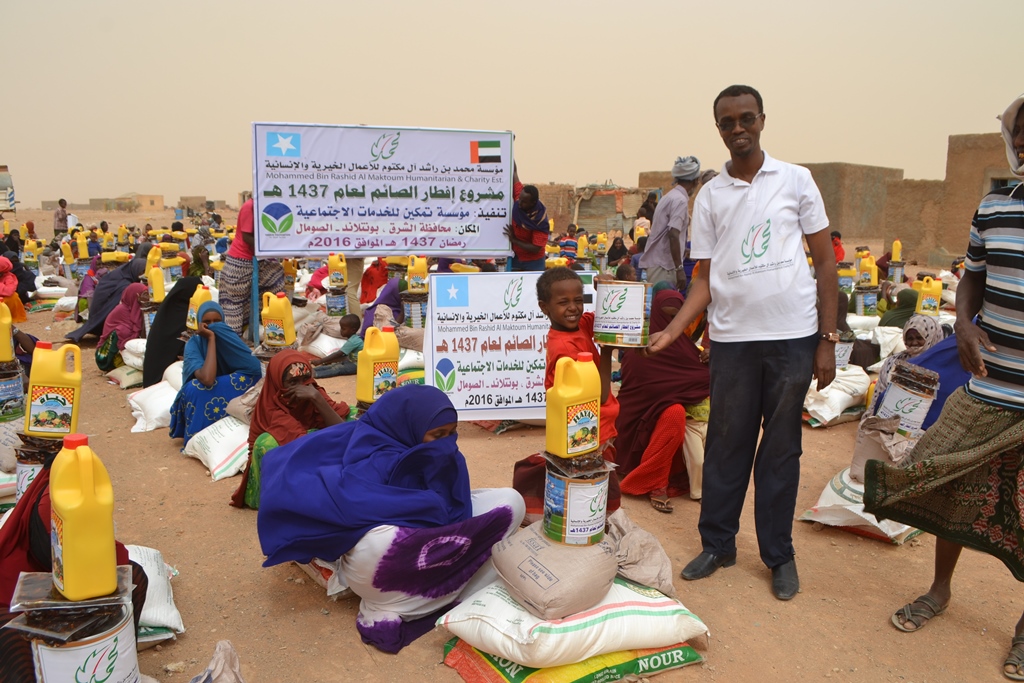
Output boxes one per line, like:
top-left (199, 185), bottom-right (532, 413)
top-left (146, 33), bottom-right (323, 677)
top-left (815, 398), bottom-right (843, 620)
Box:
top-left (716, 113), bottom-right (763, 132)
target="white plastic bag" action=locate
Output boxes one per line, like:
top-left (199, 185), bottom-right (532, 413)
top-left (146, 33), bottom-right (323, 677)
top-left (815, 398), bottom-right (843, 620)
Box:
top-left (182, 417), bottom-right (249, 480)
top-left (126, 545), bottom-right (185, 634)
top-left (873, 326), bottom-right (906, 361)
top-left (803, 366), bottom-right (871, 425)
top-left (128, 381), bottom-right (177, 433)
top-left (300, 333), bottom-right (346, 359)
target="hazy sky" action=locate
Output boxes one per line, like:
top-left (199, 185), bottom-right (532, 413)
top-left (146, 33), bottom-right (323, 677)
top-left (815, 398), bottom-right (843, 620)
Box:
top-left (4, 1), bottom-right (1018, 208)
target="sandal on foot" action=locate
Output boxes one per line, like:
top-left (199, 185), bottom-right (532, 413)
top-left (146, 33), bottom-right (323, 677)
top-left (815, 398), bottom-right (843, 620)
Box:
top-left (1004, 635), bottom-right (1024, 680)
top-left (891, 594), bottom-right (947, 632)
top-left (649, 491), bottom-right (673, 514)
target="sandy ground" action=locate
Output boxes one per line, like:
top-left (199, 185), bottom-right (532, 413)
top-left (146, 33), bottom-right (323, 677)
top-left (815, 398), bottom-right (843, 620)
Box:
top-left (7, 211), bottom-right (1008, 682)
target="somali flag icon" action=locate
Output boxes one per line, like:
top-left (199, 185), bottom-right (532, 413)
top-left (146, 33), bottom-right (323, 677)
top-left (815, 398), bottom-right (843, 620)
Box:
top-left (436, 276), bottom-right (470, 307)
top-left (266, 132), bottom-right (301, 157)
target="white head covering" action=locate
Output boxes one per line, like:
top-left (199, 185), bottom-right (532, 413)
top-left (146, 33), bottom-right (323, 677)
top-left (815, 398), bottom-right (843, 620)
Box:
top-left (1000, 94), bottom-right (1024, 178)
top-left (671, 156), bottom-right (701, 181)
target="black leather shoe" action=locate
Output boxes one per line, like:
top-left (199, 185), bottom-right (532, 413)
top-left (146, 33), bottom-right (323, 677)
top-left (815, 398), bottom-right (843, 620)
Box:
top-left (681, 551), bottom-right (737, 580)
top-left (771, 559), bottom-right (800, 600)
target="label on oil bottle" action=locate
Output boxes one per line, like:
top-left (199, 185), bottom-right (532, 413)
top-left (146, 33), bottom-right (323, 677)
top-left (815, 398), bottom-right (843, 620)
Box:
top-left (566, 400), bottom-right (599, 455)
top-left (920, 295), bottom-right (940, 315)
top-left (51, 509), bottom-right (65, 591)
top-left (264, 318), bottom-right (285, 346)
top-left (373, 361), bottom-right (398, 398)
top-left (329, 270), bottom-right (345, 287)
top-left (28, 387), bottom-right (74, 434)
top-left (186, 305), bottom-right (198, 329)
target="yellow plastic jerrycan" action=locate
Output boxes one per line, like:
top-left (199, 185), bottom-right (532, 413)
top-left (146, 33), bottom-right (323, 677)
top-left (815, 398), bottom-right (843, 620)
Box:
top-left (356, 326), bottom-right (400, 404)
top-left (858, 255), bottom-right (878, 286)
top-left (282, 259), bottom-right (297, 293)
top-left (262, 292), bottom-right (295, 347)
top-left (891, 238), bottom-right (902, 262)
top-left (596, 233), bottom-right (608, 254)
top-left (101, 231), bottom-right (116, 251)
top-left (407, 254), bottom-right (428, 293)
top-left (186, 285), bottom-right (213, 331)
top-left (172, 230), bottom-right (188, 249)
top-left (161, 255), bottom-right (185, 282)
top-left (60, 242), bottom-right (74, 266)
top-left (75, 231), bottom-right (88, 259)
top-left (0, 302), bottom-right (12, 362)
top-left (546, 352), bottom-right (602, 458)
top-left (102, 251), bottom-right (131, 264)
top-left (546, 257), bottom-right (568, 269)
top-left (23, 240), bottom-right (40, 272)
top-left (915, 276), bottom-right (942, 316)
top-left (328, 253), bottom-right (347, 288)
top-left (545, 243), bottom-right (559, 255)
top-left (146, 245), bottom-right (162, 271)
top-left (25, 341), bottom-right (82, 437)
top-left (634, 224), bottom-right (647, 239)
top-left (50, 433), bottom-right (117, 601)
top-left (450, 262), bottom-right (480, 273)
top-left (837, 262), bottom-right (857, 293)
top-left (148, 262), bottom-right (165, 303)
top-left (118, 225), bottom-right (129, 244)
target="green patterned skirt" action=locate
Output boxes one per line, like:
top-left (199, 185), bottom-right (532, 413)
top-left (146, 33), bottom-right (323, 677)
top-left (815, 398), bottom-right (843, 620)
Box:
top-left (864, 387), bottom-right (1024, 580)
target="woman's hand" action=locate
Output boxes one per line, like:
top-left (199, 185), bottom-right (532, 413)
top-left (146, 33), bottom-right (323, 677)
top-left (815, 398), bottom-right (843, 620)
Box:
top-left (198, 322), bottom-right (215, 340)
top-left (282, 384), bottom-right (320, 404)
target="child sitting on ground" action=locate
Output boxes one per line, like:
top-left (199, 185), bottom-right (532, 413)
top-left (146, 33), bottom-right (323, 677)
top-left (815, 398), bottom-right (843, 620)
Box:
top-left (512, 267), bottom-right (622, 523)
top-left (310, 314), bottom-right (363, 378)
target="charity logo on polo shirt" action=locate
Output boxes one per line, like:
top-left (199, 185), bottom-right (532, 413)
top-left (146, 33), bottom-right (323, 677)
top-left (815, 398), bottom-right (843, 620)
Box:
top-left (741, 219), bottom-right (771, 264)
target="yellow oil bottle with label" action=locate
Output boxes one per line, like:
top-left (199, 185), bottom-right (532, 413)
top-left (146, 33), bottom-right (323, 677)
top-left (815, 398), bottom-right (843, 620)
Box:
top-left (407, 254), bottom-right (428, 293)
top-left (356, 326), bottom-right (399, 404)
top-left (101, 231), bottom-right (116, 251)
top-left (147, 261), bottom-right (165, 303)
top-left (545, 352), bottom-right (602, 458)
top-left (915, 276), bottom-right (942, 316)
top-left (261, 292), bottom-right (295, 347)
top-left (836, 262), bottom-right (857, 294)
top-left (596, 233), bottom-right (608, 254)
top-left (50, 433), bottom-right (117, 601)
top-left (186, 285), bottom-right (213, 330)
top-left (0, 302), bottom-right (12, 362)
top-left (60, 242), bottom-right (75, 278)
top-left (25, 341), bottom-right (81, 437)
top-left (23, 240), bottom-right (41, 273)
top-left (282, 259), bottom-right (297, 294)
top-left (117, 225), bottom-right (129, 245)
top-left (891, 238), bottom-right (902, 262)
top-left (858, 255), bottom-right (878, 286)
top-left (328, 253), bottom-right (347, 289)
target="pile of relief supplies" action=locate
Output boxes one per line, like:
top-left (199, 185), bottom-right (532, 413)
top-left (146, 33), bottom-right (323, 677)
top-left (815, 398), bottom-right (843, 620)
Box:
top-left (435, 510), bottom-right (709, 683)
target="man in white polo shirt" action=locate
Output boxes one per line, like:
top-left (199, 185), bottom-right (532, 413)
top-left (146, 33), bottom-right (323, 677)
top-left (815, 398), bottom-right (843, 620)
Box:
top-left (647, 84), bottom-right (838, 600)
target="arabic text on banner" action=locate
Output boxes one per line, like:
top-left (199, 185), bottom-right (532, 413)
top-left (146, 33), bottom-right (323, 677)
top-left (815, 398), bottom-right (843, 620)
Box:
top-left (253, 124), bottom-right (514, 257)
top-left (425, 272), bottom-right (595, 421)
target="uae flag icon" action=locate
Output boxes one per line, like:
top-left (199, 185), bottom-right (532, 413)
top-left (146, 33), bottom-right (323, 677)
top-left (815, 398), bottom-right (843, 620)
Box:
top-left (470, 140), bottom-right (501, 164)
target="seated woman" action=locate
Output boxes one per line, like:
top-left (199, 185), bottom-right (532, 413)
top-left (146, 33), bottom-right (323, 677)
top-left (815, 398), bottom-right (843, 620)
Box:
top-left (606, 237), bottom-right (630, 267)
top-left (878, 287), bottom-right (919, 328)
top-left (143, 276), bottom-right (203, 387)
top-left (95, 283), bottom-right (146, 372)
top-left (614, 288), bottom-right (710, 512)
top-left (0, 457), bottom-right (148, 683)
top-left (258, 385), bottom-right (524, 653)
top-left (0, 257), bottom-right (26, 322)
top-left (66, 256), bottom-right (147, 343)
top-left (169, 301), bottom-right (261, 446)
top-left (3, 252), bottom-right (36, 306)
top-left (76, 254), bottom-right (109, 322)
top-left (359, 276), bottom-right (405, 336)
top-left (851, 315), bottom-right (945, 482)
top-left (231, 350), bottom-right (349, 509)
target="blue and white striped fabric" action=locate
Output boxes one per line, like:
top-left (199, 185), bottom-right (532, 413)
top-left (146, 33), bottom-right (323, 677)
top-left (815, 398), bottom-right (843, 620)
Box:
top-left (965, 184), bottom-right (1024, 409)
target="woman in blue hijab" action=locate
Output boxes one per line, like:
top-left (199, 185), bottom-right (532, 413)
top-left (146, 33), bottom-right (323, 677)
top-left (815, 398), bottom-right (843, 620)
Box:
top-left (258, 384), bottom-right (525, 654)
top-left (169, 301), bottom-right (261, 445)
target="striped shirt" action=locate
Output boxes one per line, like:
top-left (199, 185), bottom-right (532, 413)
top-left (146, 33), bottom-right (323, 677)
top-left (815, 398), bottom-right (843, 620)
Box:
top-left (965, 183), bottom-right (1024, 409)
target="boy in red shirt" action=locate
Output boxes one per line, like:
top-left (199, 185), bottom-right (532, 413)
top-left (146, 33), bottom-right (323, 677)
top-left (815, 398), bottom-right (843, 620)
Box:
top-left (512, 267), bottom-right (621, 522)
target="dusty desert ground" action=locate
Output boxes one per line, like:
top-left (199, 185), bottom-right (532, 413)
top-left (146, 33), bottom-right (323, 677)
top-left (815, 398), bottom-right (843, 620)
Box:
top-left (5, 208), bottom-right (1010, 683)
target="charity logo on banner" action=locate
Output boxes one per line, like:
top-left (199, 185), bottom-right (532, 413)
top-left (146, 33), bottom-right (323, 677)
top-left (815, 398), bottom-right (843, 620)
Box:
top-left (424, 272), bottom-right (595, 420)
top-left (253, 123), bottom-right (514, 258)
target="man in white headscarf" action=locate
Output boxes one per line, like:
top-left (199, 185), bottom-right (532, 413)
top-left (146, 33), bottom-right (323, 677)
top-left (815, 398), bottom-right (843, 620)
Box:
top-left (640, 156), bottom-right (701, 289)
top-left (862, 94), bottom-right (1024, 681)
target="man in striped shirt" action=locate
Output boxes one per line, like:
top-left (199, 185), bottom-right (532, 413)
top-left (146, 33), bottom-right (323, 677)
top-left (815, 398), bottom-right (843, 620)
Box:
top-left (864, 95), bottom-right (1024, 680)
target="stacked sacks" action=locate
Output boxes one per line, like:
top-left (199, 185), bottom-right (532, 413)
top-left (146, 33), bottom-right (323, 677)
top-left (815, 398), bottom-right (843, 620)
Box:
top-left (438, 510), bottom-right (708, 677)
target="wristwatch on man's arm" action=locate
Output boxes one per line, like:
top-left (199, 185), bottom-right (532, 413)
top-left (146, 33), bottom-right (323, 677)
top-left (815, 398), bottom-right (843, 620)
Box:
top-left (819, 332), bottom-right (840, 343)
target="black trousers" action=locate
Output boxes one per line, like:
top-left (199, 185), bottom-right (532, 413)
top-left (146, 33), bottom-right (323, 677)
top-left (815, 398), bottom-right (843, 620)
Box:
top-left (698, 334), bottom-right (817, 568)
